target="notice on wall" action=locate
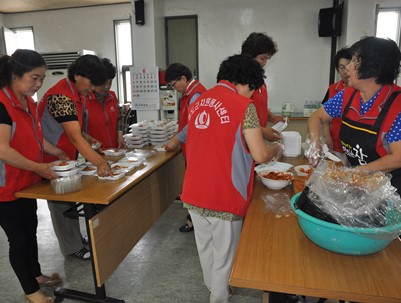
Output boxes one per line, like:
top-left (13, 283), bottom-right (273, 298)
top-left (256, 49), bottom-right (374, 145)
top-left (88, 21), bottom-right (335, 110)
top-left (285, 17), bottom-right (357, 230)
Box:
top-left (131, 66), bottom-right (160, 110)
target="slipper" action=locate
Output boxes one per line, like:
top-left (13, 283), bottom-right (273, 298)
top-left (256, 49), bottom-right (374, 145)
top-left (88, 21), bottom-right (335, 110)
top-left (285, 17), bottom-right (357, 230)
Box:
top-left (26, 290), bottom-right (54, 303)
top-left (179, 222), bottom-right (194, 232)
top-left (73, 247), bottom-right (91, 260)
top-left (36, 273), bottom-right (62, 287)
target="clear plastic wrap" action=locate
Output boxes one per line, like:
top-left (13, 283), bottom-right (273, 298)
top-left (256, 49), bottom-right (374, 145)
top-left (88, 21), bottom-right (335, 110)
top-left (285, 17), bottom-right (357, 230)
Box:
top-left (304, 160), bottom-right (401, 240)
top-left (272, 142), bottom-right (285, 162)
top-left (303, 134), bottom-right (324, 166)
top-left (262, 192), bottom-right (293, 218)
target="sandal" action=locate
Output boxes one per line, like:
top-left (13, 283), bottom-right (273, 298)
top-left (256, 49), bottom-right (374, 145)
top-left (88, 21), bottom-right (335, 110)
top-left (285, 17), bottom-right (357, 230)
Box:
top-left (73, 247), bottom-right (91, 260)
top-left (26, 290), bottom-right (54, 303)
top-left (36, 273), bottom-right (62, 287)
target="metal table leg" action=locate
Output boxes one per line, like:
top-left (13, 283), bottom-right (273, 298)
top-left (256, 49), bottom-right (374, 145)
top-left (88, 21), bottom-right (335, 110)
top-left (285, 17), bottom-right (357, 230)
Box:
top-left (54, 203), bottom-right (125, 303)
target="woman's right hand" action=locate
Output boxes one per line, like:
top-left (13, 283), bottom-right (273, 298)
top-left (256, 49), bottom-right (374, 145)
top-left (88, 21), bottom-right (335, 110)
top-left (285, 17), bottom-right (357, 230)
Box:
top-left (164, 136), bottom-right (180, 151)
top-left (96, 160), bottom-right (113, 177)
top-left (37, 163), bottom-right (58, 180)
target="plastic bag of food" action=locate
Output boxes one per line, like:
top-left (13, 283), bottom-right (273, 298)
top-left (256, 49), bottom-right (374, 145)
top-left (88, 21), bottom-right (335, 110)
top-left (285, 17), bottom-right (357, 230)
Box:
top-left (302, 160), bottom-right (401, 239)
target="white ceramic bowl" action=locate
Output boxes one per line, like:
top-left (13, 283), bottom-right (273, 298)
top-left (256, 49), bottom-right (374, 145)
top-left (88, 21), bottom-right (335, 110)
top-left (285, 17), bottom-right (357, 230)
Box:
top-left (259, 171), bottom-right (294, 190)
top-left (294, 165), bottom-right (312, 177)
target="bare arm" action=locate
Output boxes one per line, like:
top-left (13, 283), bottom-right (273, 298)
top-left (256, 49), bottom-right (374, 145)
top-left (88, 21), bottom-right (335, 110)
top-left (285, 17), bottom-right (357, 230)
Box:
top-left (359, 141), bottom-right (401, 173)
top-left (0, 124), bottom-right (57, 180)
top-left (308, 106), bottom-right (332, 147)
top-left (244, 127), bottom-right (281, 164)
top-left (260, 126), bottom-right (281, 141)
top-left (268, 110), bottom-right (285, 124)
top-left (61, 121), bottom-right (112, 176)
top-left (117, 130), bottom-right (127, 148)
top-left (43, 138), bottom-right (69, 160)
top-left (321, 121), bottom-right (333, 150)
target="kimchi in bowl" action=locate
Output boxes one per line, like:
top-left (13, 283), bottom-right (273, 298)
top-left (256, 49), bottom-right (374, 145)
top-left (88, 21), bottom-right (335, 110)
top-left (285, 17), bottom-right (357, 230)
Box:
top-left (258, 171), bottom-right (294, 190)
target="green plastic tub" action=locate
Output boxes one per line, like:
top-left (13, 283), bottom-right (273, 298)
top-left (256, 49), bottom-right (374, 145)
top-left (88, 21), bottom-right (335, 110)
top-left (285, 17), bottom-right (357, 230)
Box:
top-left (291, 192), bottom-right (401, 255)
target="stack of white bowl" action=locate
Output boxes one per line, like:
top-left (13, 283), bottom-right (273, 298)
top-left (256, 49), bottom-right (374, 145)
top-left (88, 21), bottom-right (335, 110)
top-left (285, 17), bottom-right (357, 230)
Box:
top-left (127, 122), bottom-right (150, 148)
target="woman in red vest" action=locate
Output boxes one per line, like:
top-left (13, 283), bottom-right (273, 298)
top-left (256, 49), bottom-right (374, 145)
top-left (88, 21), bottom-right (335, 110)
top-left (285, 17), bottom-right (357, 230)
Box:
top-left (241, 32), bottom-right (284, 141)
top-left (321, 47), bottom-right (352, 158)
top-left (181, 55), bottom-right (283, 303)
top-left (0, 50), bottom-right (68, 303)
top-left (85, 58), bottom-right (126, 149)
top-left (164, 63), bottom-right (207, 233)
top-left (309, 36), bottom-right (401, 192)
top-left (41, 55), bottom-right (113, 261)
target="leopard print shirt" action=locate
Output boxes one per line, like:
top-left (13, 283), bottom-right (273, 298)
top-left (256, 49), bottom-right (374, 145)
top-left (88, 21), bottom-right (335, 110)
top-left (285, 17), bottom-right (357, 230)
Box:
top-left (47, 94), bottom-right (79, 123)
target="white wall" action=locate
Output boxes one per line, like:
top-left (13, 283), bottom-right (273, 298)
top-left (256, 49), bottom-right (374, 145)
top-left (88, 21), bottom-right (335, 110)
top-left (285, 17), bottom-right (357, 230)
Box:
top-left (163, 0), bottom-right (333, 113)
top-left (2, 3), bottom-right (131, 93)
top-left (1, 0), bottom-right (398, 114)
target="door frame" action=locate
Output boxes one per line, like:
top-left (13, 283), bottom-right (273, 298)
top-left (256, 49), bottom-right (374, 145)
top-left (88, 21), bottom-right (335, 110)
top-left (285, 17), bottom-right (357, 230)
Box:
top-left (164, 15), bottom-right (199, 78)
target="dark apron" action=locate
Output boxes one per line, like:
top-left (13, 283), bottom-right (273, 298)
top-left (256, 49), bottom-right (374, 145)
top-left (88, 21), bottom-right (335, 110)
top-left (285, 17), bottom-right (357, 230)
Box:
top-left (340, 90), bottom-right (401, 193)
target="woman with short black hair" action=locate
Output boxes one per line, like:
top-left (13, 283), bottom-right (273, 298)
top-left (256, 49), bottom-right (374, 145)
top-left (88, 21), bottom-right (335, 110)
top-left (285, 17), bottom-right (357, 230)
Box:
top-left (309, 36), bottom-right (401, 192)
top-left (0, 49), bottom-right (66, 303)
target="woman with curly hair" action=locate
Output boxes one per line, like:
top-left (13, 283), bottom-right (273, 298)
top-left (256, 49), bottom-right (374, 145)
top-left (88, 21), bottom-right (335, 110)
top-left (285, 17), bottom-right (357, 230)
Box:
top-left (181, 54), bottom-right (283, 303)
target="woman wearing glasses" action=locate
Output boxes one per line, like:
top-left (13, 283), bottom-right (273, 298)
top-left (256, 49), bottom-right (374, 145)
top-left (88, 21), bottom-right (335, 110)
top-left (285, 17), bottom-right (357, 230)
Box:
top-left (164, 63), bottom-right (206, 233)
top-left (308, 36), bottom-right (401, 193)
top-left (321, 47), bottom-right (352, 157)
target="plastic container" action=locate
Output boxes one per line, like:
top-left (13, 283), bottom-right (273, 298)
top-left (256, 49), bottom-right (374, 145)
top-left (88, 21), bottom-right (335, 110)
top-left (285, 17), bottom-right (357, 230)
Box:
top-left (290, 192), bottom-right (401, 255)
top-left (51, 175), bottom-right (82, 194)
top-left (281, 131), bottom-right (302, 157)
top-left (51, 160), bottom-right (77, 171)
top-left (53, 168), bottom-right (78, 177)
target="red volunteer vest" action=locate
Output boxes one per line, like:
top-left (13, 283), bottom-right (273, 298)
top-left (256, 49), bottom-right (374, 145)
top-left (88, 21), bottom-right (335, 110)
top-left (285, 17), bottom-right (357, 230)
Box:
top-left (251, 83), bottom-right (268, 127)
top-left (0, 87), bottom-right (43, 201)
top-left (328, 80), bottom-right (346, 152)
top-left (181, 80), bottom-right (255, 217)
top-left (85, 91), bottom-right (119, 149)
top-left (179, 80), bottom-right (206, 157)
top-left (41, 78), bottom-right (84, 161)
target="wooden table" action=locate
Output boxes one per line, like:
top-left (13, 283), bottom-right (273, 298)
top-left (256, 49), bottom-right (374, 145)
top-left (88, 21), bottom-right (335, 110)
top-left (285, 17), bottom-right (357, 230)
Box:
top-left (230, 156), bottom-right (401, 303)
top-left (16, 150), bottom-right (185, 303)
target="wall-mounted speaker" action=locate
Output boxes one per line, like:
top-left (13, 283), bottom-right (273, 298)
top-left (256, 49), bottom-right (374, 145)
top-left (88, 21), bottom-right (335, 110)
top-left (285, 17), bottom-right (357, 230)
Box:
top-left (318, 7), bottom-right (343, 37)
top-left (134, 0), bottom-right (145, 26)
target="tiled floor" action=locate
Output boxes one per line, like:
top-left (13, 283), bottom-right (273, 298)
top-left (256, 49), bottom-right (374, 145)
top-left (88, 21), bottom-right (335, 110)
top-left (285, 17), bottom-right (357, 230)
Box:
top-left (0, 199), bottom-right (346, 303)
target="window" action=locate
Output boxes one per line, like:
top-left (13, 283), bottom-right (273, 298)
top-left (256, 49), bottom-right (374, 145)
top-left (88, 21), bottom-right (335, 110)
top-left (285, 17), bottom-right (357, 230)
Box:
top-left (376, 9), bottom-right (401, 44)
top-left (114, 19), bottom-right (133, 104)
top-left (4, 27), bottom-right (38, 100)
top-left (376, 7), bottom-right (401, 84)
top-left (4, 27), bottom-right (35, 54)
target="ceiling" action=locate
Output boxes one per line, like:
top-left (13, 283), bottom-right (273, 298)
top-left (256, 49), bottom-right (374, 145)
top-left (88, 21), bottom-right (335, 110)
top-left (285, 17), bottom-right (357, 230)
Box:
top-left (0, 0), bottom-right (130, 14)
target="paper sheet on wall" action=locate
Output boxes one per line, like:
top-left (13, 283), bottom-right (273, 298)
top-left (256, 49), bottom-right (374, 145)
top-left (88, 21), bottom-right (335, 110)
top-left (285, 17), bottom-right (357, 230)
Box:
top-left (130, 66), bottom-right (160, 110)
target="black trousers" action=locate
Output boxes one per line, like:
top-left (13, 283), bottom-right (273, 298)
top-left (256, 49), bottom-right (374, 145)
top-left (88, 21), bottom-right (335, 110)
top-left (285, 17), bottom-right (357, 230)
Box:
top-left (0, 198), bottom-right (41, 295)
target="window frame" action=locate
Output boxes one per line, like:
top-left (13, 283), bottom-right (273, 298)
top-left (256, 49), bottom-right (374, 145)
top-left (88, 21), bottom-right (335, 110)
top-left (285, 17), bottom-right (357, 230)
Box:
top-left (113, 18), bottom-right (133, 105)
top-left (375, 6), bottom-right (401, 46)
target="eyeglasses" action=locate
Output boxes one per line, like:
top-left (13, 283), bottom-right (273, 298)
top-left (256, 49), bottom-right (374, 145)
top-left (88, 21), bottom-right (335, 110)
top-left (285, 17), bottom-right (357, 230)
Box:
top-left (167, 79), bottom-right (179, 89)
